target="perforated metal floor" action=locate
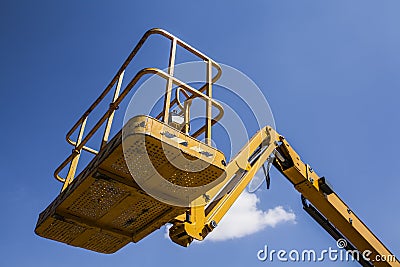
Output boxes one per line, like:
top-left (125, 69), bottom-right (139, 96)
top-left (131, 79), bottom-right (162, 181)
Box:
top-left (35, 115), bottom-right (226, 253)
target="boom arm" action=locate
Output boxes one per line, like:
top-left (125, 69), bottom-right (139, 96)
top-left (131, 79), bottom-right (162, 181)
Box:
top-left (169, 126), bottom-right (399, 267)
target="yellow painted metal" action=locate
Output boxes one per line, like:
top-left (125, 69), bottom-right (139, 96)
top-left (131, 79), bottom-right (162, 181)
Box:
top-left (38, 27), bottom-right (399, 267)
top-left (174, 87), bottom-right (192, 134)
top-left (36, 116), bottom-right (225, 253)
top-left (169, 126), bottom-right (279, 244)
top-left (101, 70), bottom-right (125, 149)
top-left (162, 38), bottom-right (177, 124)
top-left (273, 136), bottom-right (400, 267)
top-left (169, 128), bottom-right (399, 266)
top-left (62, 117), bottom-right (88, 191)
top-left (121, 115), bottom-right (226, 191)
top-left (205, 130), bottom-right (276, 225)
top-left (54, 67), bottom-right (225, 187)
top-left (54, 28), bottom-right (223, 185)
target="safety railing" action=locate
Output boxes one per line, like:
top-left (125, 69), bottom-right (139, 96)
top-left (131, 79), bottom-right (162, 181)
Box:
top-left (54, 28), bottom-right (224, 191)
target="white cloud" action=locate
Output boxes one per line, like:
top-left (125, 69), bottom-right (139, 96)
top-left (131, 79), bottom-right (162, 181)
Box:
top-left (164, 191), bottom-right (295, 242)
top-left (206, 191), bottom-right (296, 241)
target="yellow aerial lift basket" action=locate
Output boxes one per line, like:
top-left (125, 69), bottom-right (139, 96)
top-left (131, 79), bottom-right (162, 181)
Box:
top-left (35, 29), bottom-right (226, 253)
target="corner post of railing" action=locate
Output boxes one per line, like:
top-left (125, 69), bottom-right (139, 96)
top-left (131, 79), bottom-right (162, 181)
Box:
top-left (101, 70), bottom-right (125, 150)
top-left (62, 116), bottom-right (88, 191)
top-left (162, 38), bottom-right (177, 124)
top-left (205, 59), bottom-right (213, 146)
top-left (183, 100), bottom-right (192, 135)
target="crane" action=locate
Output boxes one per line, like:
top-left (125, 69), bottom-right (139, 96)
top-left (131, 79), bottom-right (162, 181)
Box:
top-left (35, 28), bottom-right (399, 267)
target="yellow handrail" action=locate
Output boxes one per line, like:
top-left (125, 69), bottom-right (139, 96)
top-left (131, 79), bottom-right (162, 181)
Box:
top-left (65, 28), bottom-right (221, 154)
top-left (54, 28), bottom-right (224, 190)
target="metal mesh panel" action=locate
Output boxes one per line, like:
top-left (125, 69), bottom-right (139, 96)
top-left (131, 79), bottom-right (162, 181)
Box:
top-left (83, 231), bottom-right (129, 254)
top-left (40, 218), bottom-right (86, 244)
top-left (113, 135), bottom-right (224, 187)
top-left (66, 179), bottom-right (129, 220)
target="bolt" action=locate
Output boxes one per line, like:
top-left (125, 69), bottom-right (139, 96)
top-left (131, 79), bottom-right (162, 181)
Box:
top-left (308, 166), bottom-right (314, 173)
top-left (210, 220), bottom-right (218, 229)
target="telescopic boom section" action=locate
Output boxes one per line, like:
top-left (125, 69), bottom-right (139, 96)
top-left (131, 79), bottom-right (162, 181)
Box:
top-left (170, 128), bottom-right (399, 267)
top-left (272, 135), bottom-right (400, 267)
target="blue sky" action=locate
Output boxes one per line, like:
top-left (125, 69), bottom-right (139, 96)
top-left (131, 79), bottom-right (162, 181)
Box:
top-left (1, 1), bottom-right (399, 266)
